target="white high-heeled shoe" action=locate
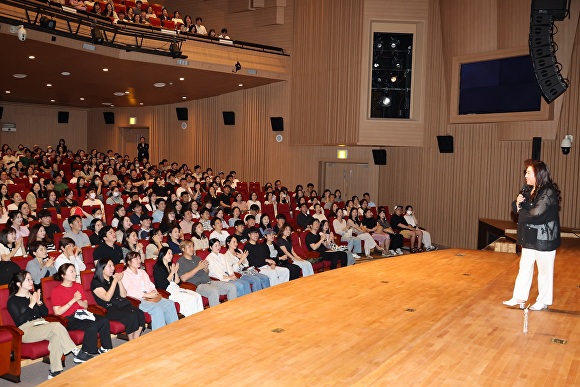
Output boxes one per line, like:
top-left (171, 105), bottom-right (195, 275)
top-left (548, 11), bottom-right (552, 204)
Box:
top-left (503, 298), bottom-right (526, 308)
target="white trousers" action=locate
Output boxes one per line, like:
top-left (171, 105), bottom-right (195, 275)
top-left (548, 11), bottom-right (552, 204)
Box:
top-left (292, 260), bottom-right (315, 276)
top-left (512, 248), bottom-right (556, 305)
top-left (421, 230), bottom-right (432, 247)
top-left (166, 282), bottom-right (204, 316)
top-left (259, 265), bottom-right (290, 285)
top-left (356, 233), bottom-right (377, 255)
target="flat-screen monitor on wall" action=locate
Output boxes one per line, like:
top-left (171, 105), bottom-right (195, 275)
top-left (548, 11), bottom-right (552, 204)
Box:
top-left (459, 55), bottom-right (542, 115)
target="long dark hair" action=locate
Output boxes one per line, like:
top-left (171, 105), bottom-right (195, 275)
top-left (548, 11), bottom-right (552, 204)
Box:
top-left (524, 159), bottom-right (561, 202)
top-left (155, 246), bottom-right (172, 274)
top-left (8, 270), bottom-right (29, 297)
top-left (93, 258), bottom-right (112, 283)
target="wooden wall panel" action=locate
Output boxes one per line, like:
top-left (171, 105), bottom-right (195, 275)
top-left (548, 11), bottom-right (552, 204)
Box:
top-left (290, 0), bottom-right (363, 146)
top-left (378, 0), bottom-right (580, 249)
top-left (0, 103), bottom-right (87, 151)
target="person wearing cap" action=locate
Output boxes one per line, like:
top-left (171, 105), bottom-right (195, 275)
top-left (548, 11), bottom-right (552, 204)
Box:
top-left (391, 205), bottom-right (423, 253)
top-left (138, 214), bottom-right (153, 240)
top-left (244, 227), bottom-right (290, 286)
top-left (38, 209), bottom-right (62, 239)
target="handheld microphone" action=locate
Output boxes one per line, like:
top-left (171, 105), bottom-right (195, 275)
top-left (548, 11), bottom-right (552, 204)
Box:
top-left (520, 184), bottom-right (530, 202)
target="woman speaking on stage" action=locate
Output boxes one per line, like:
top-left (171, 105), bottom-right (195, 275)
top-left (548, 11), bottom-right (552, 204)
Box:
top-left (503, 159), bottom-right (561, 311)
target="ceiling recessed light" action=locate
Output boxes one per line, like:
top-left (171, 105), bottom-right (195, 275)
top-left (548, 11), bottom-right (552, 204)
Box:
top-left (28, 55), bottom-right (35, 59)
top-left (111, 104), bottom-right (115, 107)
top-left (102, 102), bottom-right (112, 105)
top-left (114, 92), bottom-right (125, 96)
top-left (179, 77), bottom-right (184, 81)
top-left (103, 68), bottom-right (108, 72)
top-left (13, 74), bottom-right (27, 78)
top-left (5, 91), bottom-right (11, 94)
top-left (61, 71), bottom-right (70, 76)
top-left (80, 97), bottom-right (85, 101)
top-left (238, 83), bottom-right (243, 87)
top-left (46, 83), bottom-right (52, 87)
top-left (182, 96), bottom-right (186, 99)
top-left (125, 91), bottom-right (130, 94)
top-left (50, 99), bottom-right (55, 103)
top-left (153, 82), bottom-right (166, 88)
top-left (139, 102), bottom-right (143, 106)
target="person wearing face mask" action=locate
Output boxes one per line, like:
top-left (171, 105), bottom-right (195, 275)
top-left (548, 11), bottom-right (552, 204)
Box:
top-left (106, 186), bottom-right (124, 205)
top-left (403, 205), bottom-right (437, 252)
top-left (82, 188), bottom-right (105, 222)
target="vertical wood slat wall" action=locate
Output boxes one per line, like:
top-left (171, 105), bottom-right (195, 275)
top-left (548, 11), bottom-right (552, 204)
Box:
top-left (378, 0), bottom-right (580, 249)
top-left (290, 0), bottom-right (363, 146)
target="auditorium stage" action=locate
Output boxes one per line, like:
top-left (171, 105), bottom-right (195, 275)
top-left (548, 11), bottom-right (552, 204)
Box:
top-left (42, 239), bottom-right (580, 386)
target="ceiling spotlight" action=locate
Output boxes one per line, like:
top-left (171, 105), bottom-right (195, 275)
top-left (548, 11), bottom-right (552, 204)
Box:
top-left (50, 99), bottom-right (55, 103)
top-left (13, 74), bottom-right (27, 78)
top-left (114, 92), bottom-right (125, 96)
top-left (179, 77), bottom-right (184, 81)
top-left (139, 102), bottom-right (143, 106)
top-left (61, 71), bottom-right (70, 76)
top-left (380, 96), bottom-right (391, 107)
top-left (103, 68), bottom-right (108, 72)
top-left (238, 83), bottom-right (243, 87)
top-left (80, 97), bottom-right (85, 101)
top-left (46, 83), bottom-right (52, 87)
top-left (28, 55), bottom-right (35, 59)
top-left (233, 61), bottom-right (242, 73)
top-left (393, 58), bottom-right (402, 69)
top-left (5, 91), bottom-right (11, 94)
top-left (153, 82), bottom-right (166, 88)
top-left (373, 63), bottom-right (379, 68)
top-left (390, 37), bottom-right (400, 49)
top-left (182, 96), bottom-right (186, 99)
top-left (391, 76), bottom-right (397, 83)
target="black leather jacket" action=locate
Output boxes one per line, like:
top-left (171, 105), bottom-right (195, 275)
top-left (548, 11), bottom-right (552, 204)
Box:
top-left (512, 184), bottom-right (560, 251)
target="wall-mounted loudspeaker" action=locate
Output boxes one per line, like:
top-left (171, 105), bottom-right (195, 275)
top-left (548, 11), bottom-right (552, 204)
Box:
top-left (57, 111), bottom-right (69, 124)
top-left (176, 108), bottom-right (188, 121)
top-left (270, 117), bottom-right (284, 131)
top-left (222, 111), bottom-right (235, 125)
top-left (372, 149), bottom-right (387, 165)
top-left (437, 135), bottom-right (454, 153)
top-left (103, 112), bottom-right (115, 125)
top-left (532, 137), bottom-right (542, 161)
top-left (531, 0), bottom-right (568, 21)
top-left (529, 2), bottom-right (569, 103)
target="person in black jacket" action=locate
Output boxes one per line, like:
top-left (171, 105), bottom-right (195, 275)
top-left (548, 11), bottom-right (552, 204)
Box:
top-left (7, 270), bottom-right (85, 379)
top-left (504, 159), bottom-right (561, 311)
top-left (137, 137), bottom-right (149, 162)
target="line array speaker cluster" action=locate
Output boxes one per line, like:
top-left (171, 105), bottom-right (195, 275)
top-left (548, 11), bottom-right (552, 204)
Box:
top-left (529, 0), bottom-right (569, 103)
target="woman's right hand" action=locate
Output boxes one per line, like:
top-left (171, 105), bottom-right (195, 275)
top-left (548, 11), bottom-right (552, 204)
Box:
top-left (15, 237), bottom-right (23, 248)
top-left (112, 272), bottom-right (123, 282)
top-left (29, 291), bottom-right (39, 307)
top-left (73, 291), bottom-right (82, 302)
top-left (516, 194), bottom-right (525, 205)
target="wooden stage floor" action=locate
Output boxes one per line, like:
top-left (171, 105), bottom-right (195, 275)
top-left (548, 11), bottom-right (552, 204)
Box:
top-left (42, 239), bottom-right (580, 386)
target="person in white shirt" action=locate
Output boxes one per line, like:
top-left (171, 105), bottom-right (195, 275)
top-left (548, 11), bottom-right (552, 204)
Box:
top-left (82, 188), bottom-right (105, 219)
top-left (209, 218), bottom-right (229, 246)
top-left (404, 205), bottom-right (437, 251)
top-left (54, 237), bottom-right (86, 282)
top-left (218, 28), bottom-right (230, 39)
top-left (206, 238), bottom-right (250, 296)
top-left (195, 17), bottom-right (207, 35)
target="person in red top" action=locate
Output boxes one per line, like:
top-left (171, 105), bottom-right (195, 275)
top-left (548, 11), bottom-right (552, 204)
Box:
top-left (51, 263), bottom-right (113, 360)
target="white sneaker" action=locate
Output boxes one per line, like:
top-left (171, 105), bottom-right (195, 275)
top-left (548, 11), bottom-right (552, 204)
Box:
top-left (396, 248), bottom-right (404, 255)
top-left (389, 250), bottom-right (396, 256)
top-left (352, 253), bottom-right (361, 259)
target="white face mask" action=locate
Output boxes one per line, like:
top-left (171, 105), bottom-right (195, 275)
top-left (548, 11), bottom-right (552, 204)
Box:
top-left (94, 214), bottom-right (102, 219)
top-left (406, 210), bottom-right (413, 215)
top-left (89, 193), bottom-right (96, 199)
top-left (113, 191), bottom-right (120, 197)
